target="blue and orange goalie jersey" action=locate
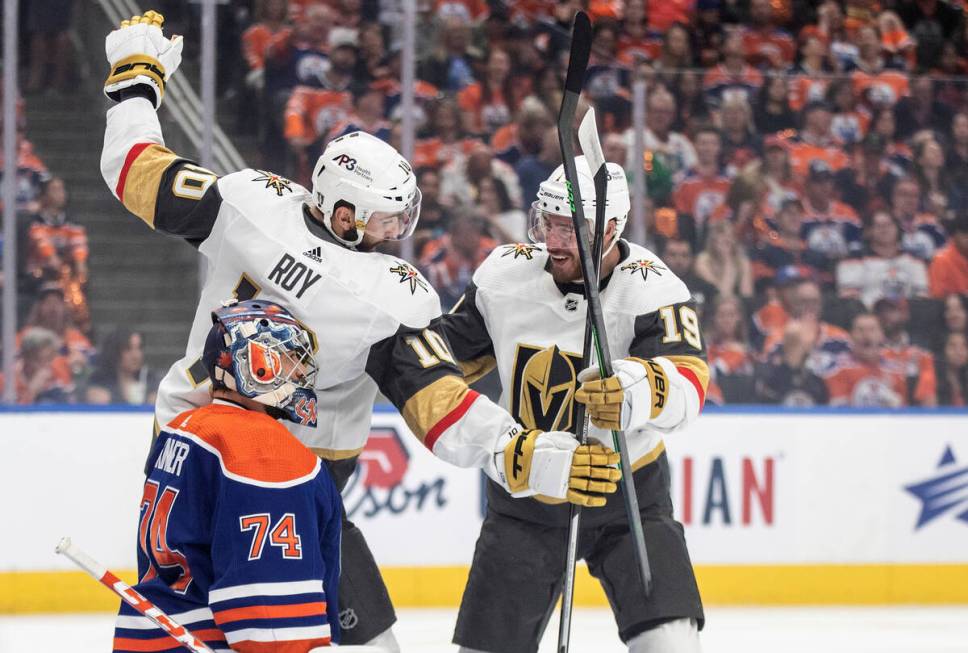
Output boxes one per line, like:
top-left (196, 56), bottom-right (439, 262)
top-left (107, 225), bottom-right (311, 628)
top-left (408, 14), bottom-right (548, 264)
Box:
top-left (113, 401), bottom-right (342, 652)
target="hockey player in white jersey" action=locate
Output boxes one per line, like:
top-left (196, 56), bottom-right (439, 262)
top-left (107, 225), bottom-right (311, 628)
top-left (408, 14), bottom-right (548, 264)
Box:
top-left (99, 12), bottom-right (621, 650)
top-left (442, 157), bottom-right (708, 653)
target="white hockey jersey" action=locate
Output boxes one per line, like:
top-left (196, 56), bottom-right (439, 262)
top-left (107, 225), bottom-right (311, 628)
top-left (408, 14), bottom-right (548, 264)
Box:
top-left (443, 241), bottom-right (710, 475)
top-left (101, 97), bottom-right (515, 474)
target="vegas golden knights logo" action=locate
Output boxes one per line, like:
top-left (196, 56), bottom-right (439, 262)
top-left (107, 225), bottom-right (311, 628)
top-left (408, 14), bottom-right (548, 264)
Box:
top-left (510, 344), bottom-right (584, 432)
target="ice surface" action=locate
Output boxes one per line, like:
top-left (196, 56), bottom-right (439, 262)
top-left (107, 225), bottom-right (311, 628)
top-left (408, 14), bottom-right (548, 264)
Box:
top-left (1, 606), bottom-right (966, 652)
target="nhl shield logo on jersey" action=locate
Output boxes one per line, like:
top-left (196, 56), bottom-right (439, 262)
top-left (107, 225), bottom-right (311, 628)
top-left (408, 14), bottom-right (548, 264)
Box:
top-left (510, 344), bottom-right (583, 432)
top-left (620, 258), bottom-right (666, 281)
top-left (500, 243), bottom-right (539, 260)
top-left (251, 170), bottom-right (293, 196)
top-left (389, 262), bottom-right (428, 294)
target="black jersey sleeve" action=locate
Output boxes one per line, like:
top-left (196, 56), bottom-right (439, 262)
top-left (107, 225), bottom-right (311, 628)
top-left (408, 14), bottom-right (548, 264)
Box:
top-left (365, 316), bottom-right (480, 449)
top-left (439, 281), bottom-right (497, 384)
top-left (629, 297), bottom-right (710, 407)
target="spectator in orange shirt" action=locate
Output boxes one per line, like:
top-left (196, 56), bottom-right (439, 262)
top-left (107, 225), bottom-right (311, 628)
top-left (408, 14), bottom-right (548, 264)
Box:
top-left (15, 326), bottom-right (74, 404)
top-left (241, 0), bottom-right (292, 92)
top-left (848, 24), bottom-right (910, 107)
top-left (741, 0), bottom-right (795, 68)
top-left (673, 126), bottom-right (730, 234)
top-left (826, 312), bottom-right (908, 407)
top-left (936, 331), bottom-right (968, 406)
top-left (703, 32), bottom-right (764, 108)
top-left (707, 295), bottom-right (756, 402)
top-left (19, 283), bottom-right (93, 376)
top-left (875, 297), bottom-right (938, 406)
top-left (929, 213), bottom-right (968, 297)
top-left (419, 208), bottom-right (497, 309)
top-left (457, 47), bottom-right (523, 138)
top-left (787, 27), bottom-right (833, 111)
top-left (787, 101), bottom-right (850, 177)
top-left (23, 177), bottom-right (90, 334)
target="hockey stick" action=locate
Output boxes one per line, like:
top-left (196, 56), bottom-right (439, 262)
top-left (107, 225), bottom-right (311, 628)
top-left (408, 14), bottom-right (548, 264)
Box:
top-left (55, 537), bottom-right (216, 653)
top-left (554, 15), bottom-right (653, 649)
top-left (556, 106), bottom-right (609, 653)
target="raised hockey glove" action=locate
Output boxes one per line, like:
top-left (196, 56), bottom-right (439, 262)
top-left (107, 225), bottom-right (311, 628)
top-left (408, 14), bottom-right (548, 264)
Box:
top-left (496, 428), bottom-right (621, 507)
top-left (104, 10), bottom-right (183, 109)
top-left (575, 358), bottom-right (669, 431)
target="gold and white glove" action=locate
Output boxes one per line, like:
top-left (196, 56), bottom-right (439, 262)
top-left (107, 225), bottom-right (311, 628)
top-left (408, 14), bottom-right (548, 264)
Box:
top-left (104, 10), bottom-right (183, 109)
top-left (494, 427), bottom-right (621, 507)
top-left (575, 357), bottom-right (669, 431)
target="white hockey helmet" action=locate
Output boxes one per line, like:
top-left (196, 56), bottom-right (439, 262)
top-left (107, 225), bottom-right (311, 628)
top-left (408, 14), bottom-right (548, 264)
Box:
top-left (311, 131), bottom-right (422, 246)
top-left (528, 155), bottom-right (630, 245)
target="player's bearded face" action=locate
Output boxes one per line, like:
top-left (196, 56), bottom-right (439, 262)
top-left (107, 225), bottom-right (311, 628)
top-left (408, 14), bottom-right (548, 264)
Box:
top-left (532, 212), bottom-right (585, 282)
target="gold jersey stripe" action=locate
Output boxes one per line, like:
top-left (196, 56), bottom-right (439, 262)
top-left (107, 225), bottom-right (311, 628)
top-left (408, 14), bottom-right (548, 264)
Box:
top-left (459, 355), bottom-right (496, 385)
top-left (664, 355), bottom-right (710, 392)
top-left (121, 143), bottom-right (179, 227)
top-left (311, 446), bottom-right (365, 461)
top-left (401, 375), bottom-right (473, 446)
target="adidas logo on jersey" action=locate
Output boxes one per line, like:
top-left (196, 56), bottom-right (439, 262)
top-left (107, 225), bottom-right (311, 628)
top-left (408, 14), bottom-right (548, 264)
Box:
top-left (303, 247), bottom-right (323, 263)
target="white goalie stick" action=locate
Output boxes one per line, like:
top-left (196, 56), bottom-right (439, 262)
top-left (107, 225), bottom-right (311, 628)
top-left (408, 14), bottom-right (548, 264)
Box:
top-left (554, 12), bottom-right (653, 653)
top-left (55, 537), bottom-right (216, 653)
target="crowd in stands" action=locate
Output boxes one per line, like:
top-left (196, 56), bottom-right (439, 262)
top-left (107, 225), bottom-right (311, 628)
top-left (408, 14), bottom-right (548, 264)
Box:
top-left (5, 0), bottom-right (968, 407)
top-left (226, 0), bottom-right (968, 407)
top-left (0, 79), bottom-right (157, 405)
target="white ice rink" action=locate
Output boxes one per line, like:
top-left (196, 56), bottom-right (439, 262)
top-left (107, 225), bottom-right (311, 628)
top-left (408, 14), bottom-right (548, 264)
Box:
top-left (1, 606), bottom-right (967, 652)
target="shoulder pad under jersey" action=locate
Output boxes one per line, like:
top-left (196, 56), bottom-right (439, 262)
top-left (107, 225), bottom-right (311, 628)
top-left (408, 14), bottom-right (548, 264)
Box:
top-left (473, 242), bottom-right (549, 293)
top-left (608, 241), bottom-right (692, 315)
top-left (217, 168), bottom-right (310, 217)
top-left (165, 404), bottom-right (320, 487)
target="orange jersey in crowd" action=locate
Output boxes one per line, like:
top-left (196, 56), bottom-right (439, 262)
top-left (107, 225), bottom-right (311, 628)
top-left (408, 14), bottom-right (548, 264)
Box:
top-left (673, 170), bottom-right (731, 231)
top-left (787, 138), bottom-right (850, 178)
top-left (412, 137), bottom-right (481, 170)
top-left (740, 27), bottom-right (795, 66)
top-left (851, 69), bottom-right (910, 106)
top-left (928, 243), bottom-right (968, 297)
top-left (13, 355), bottom-right (73, 404)
top-left (788, 75), bottom-right (828, 112)
top-left (241, 23), bottom-right (292, 71)
top-left (27, 221), bottom-right (89, 272)
top-left (648, 0), bottom-right (695, 30)
top-left (882, 341), bottom-right (937, 406)
top-left (702, 63), bottom-right (764, 103)
top-left (826, 356), bottom-right (908, 407)
top-left (708, 341), bottom-right (754, 377)
top-left (284, 87), bottom-right (353, 143)
top-left (617, 36), bottom-right (660, 64)
top-left (457, 82), bottom-right (528, 136)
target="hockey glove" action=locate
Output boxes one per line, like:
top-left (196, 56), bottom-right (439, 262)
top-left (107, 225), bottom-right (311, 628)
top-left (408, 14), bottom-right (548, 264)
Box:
top-left (104, 10), bottom-right (183, 109)
top-left (496, 428), bottom-right (621, 507)
top-left (575, 357), bottom-right (669, 432)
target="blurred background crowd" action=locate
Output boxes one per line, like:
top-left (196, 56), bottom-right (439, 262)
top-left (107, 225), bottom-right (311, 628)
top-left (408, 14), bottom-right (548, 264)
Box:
top-left (2, 0), bottom-right (968, 408)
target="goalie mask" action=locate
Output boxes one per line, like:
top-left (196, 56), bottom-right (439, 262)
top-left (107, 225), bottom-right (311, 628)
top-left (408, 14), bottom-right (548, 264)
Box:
top-left (202, 299), bottom-right (318, 427)
top-left (528, 156), bottom-right (630, 251)
top-left (311, 131), bottom-right (422, 247)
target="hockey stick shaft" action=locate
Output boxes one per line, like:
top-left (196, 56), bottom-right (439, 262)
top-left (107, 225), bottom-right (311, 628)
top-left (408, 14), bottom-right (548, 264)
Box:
top-left (55, 537), bottom-right (215, 653)
top-left (557, 108), bottom-right (608, 653)
top-left (554, 15), bottom-right (653, 634)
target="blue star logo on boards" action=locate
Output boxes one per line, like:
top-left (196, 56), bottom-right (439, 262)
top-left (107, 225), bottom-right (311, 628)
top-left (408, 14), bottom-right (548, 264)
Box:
top-left (903, 445), bottom-right (968, 529)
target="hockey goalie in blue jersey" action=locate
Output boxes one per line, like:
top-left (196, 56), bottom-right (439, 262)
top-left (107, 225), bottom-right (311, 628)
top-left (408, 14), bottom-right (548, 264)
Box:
top-left (114, 299), bottom-right (342, 652)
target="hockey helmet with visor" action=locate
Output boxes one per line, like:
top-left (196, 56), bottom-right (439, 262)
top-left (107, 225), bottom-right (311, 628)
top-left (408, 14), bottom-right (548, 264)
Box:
top-left (311, 131), bottom-right (422, 247)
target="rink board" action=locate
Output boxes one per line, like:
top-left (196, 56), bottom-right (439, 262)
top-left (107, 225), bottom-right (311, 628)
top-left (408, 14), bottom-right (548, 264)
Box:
top-left (1, 407), bottom-right (966, 613)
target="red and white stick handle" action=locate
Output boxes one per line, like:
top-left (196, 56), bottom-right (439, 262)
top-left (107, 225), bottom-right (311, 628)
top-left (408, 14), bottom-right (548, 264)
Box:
top-left (55, 537), bottom-right (215, 653)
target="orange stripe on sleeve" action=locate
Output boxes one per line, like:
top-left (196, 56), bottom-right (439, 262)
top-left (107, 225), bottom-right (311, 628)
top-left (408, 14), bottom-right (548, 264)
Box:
top-left (664, 355), bottom-right (710, 410)
top-left (233, 638), bottom-right (331, 653)
top-left (114, 629), bottom-right (226, 652)
top-left (115, 142), bottom-right (152, 199)
top-left (213, 601), bottom-right (326, 625)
